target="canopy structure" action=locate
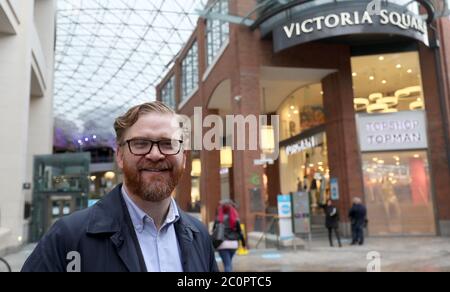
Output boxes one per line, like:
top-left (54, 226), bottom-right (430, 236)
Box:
top-left (54, 0), bottom-right (205, 149)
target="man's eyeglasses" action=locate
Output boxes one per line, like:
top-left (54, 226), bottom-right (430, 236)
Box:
top-left (122, 139), bottom-right (183, 156)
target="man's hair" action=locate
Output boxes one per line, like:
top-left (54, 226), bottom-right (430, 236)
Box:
top-left (114, 101), bottom-right (176, 144)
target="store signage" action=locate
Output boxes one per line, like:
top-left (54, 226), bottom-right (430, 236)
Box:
top-left (292, 192), bottom-right (311, 235)
top-left (285, 133), bottom-right (322, 156)
top-left (277, 194), bottom-right (295, 240)
top-left (330, 178), bottom-right (339, 201)
top-left (272, 1), bottom-right (429, 52)
top-left (356, 111), bottom-right (428, 152)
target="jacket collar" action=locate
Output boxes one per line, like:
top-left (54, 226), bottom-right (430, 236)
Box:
top-left (86, 184), bottom-right (199, 234)
top-left (86, 184), bottom-right (200, 272)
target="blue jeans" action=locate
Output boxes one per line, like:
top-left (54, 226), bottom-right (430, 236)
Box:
top-left (218, 249), bottom-right (236, 272)
top-left (352, 224), bottom-right (365, 245)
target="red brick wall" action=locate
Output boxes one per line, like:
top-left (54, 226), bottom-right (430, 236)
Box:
top-left (419, 40), bottom-right (450, 223)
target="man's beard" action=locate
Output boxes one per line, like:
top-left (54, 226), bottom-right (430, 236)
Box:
top-left (123, 159), bottom-right (183, 202)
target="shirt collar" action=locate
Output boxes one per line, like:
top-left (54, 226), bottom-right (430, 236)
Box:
top-left (121, 185), bottom-right (180, 233)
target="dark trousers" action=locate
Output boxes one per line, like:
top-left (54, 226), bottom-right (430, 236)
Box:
top-left (218, 249), bottom-right (236, 272)
top-left (352, 224), bottom-right (365, 245)
top-left (328, 227), bottom-right (342, 247)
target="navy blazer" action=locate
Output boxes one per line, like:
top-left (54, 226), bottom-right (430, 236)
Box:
top-left (22, 184), bottom-right (218, 272)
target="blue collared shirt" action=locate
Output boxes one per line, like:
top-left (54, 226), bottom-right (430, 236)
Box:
top-left (122, 186), bottom-right (183, 272)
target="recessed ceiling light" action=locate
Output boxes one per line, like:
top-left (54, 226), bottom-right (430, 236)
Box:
top-left (379, 56), bottom-right (385, 61)
top-left (352, 72), bottom-right (358, 77)
top-left (369, 76), bottom-right (375, 81)
top-left (396, 64), bottom-right (402, 69)
top-left (407, 69), bottom-right (413, 74)
top-left (382, 80), bottom-right (387, 84)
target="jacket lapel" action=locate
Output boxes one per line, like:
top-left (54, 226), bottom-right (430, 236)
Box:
top-left (110, 229), bottom-right (142, 272)
top-left (86, 184), bottom-right (144, 272)
top-left (175, 211), bottom-right (200, 272)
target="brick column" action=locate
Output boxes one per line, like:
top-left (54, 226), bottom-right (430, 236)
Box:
top-left (175, 151), bottom-right (192, 212)
top-left (200, 108), bottom-right (222, 226)
top-left (228, 0), bottom-right (266, 232)
top-left (419, 28), bottom-right (450, 235)
top-left (322, 46), bottom-right (365, 236)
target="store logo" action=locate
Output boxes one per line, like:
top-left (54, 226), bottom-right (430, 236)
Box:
top-left (273, 1), bottom-right (429, 52)
top-left (357, 111), bottom-right (428, 152)
top-left (285, 136), bottom-right (318, 156)
top-left (283, 9), bottom-right (427, 39)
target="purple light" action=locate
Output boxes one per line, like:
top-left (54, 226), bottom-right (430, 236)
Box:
top-left (85, 138), bottom-right (89, 142)
top-left (93, 135), bottom-right (97, 139)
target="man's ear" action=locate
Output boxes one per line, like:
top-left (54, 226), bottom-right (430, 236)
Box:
top-left (116, 144), bottom-right (124, 169)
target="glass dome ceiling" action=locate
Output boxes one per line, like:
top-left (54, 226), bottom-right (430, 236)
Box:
top-left (54, 0), bottom-right (205, 149)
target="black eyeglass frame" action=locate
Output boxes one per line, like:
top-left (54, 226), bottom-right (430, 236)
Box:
top-left (121, 138), bottom-right (184, 156)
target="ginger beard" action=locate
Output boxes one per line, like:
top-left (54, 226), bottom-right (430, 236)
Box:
top-left (122, 158), bottom-right (183, 202)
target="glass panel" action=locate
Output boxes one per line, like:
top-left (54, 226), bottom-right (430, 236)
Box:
top-left (161, 76), bottom-right (176, 109)
top-left (352, 52), bottom-right (424, 114)
top-left (279, 133), bottom-right (329, 214)
top-left (206, 0), bottom-right (230, 67)
top-left (277, 83), bottom-right (324, 141)
top-left (181, 42), bottom-right (199, 102)
top-left (362, 151), bottom-right (436, 236)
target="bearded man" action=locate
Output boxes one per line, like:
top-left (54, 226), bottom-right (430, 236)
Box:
top-left (22, 102), bottom-right (218, 272)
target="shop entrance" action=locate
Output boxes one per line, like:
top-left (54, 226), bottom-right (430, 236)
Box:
top-left (45, 195), bottom-right (76, 231)
top-left (280, 132), bottom-right (330, 215)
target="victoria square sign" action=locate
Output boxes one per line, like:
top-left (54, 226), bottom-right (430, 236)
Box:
top-left (272, 1), bottom-right (429, 52)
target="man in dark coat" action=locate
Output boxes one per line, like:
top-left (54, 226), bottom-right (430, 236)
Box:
top-left (319, 199), bottom-right (342, 247)
top-left (349, 197), bottom-right (368, 246)
top-left (22, 102), bottom-right (218, 272)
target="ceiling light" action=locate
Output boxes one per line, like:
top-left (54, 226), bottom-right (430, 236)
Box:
top-left (352, 72), bottom-right (357, 77)
top-left (379, 56), bottom-right (385, 61)
top-left (369, 76), bottom-right (375, 81)
top-left (381, 80), bottom-right (387, 84)
top-left (396, 64), bottom-right (402, 69)
top-left (407, 69), bottom-right (413, 74)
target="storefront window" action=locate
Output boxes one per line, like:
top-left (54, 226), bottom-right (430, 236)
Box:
top-left (161, 76), bottom-right (175, 109)
top-left (278, 83), bottom-right (325, 141)
top-left (362, 151), bottom-right (436, 236)
top-left (181, 42), bottom-right (199, 103)
top-left (352, 52), bottom-right (424, 114)
top-left (206, 0), bottom-right (229, 67)
top-left (279, 132), bottom-right (329, 213)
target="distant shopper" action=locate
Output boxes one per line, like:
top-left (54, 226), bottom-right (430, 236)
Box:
top-left (349, 197), bottom-right (367, 246)
top-left (319, 199), bottom-right (342, 247)
top-left (213, 201), bottom-right (246, 272)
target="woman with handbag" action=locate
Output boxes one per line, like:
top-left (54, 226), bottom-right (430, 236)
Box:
top-left (212, 201), bottom-right (246, 272)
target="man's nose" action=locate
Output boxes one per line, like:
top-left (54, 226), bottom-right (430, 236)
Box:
top-left (145, 144), bottom-right (166, 161)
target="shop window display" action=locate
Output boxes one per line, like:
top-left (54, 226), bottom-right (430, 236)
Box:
top-left (362, 151), bottom-right (436, 235)
top-left (278, 83), bottom-right (325, 141)
top-left (279, 133), bottom-right (330, 213)
top-left (352, 52), bottom-right (424, 114)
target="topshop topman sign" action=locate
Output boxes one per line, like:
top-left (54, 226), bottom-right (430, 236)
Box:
top-left (272, 1), bottom-right (429, 52)
top-left (356, 111), bottom-right (429, 152)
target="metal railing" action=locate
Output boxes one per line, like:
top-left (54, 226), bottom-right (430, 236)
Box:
top-left (254, 213), bottom-right (281, 249)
